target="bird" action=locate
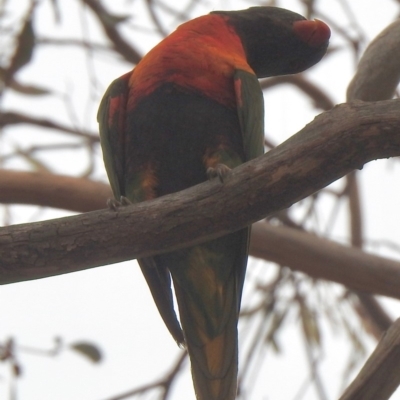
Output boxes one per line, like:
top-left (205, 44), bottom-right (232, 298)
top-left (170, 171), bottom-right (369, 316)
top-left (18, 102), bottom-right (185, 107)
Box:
top-left (98, 6), bottom-right (330, 400)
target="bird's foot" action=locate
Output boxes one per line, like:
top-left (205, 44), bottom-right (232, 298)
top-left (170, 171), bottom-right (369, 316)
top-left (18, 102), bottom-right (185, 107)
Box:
top-left (206, 163), bottom-right (231, 183)
top-left (107, 196), bottom-right (133, 211)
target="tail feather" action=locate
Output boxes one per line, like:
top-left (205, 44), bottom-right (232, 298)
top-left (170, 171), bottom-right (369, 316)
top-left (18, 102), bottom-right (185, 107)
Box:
top-left (177, 283), bottom-right (239, 400)
top-left (192, 336), bottom-right (238, 400)
top-left (138, 257), bottom-right (184, 344)
top-left (168, 229), bottom-right (249, 400)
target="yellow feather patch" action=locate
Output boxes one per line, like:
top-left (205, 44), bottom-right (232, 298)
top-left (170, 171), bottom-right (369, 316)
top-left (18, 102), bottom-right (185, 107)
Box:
top-left (204, 333), bottom-right (226, 376)
top-left (126, 162), bottom-right (158, 202)
top-left (203, 143), bottom-right (243, 171)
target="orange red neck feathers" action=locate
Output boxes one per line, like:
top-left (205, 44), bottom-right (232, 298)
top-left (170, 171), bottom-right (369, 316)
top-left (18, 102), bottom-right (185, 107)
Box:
top-left (127, 14), bottom-right (254, 110)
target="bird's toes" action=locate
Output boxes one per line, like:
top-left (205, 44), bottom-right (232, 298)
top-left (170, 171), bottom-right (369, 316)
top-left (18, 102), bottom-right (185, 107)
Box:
top-left (107, 198), bottom-right (121, 211)
top-left (206, 163), bottom-right (232, 183)
top-left (107, 196), bottom-right (132, 211)
top-left (120, 196), bottom-right (133, 206)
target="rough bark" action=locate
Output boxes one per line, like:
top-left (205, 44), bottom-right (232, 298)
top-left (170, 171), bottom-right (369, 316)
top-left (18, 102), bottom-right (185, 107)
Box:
top-left (1, 99), bottom-right (400, 285)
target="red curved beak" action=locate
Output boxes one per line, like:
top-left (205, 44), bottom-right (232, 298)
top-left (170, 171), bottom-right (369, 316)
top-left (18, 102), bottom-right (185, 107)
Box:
top-left (293, 19), bottom-right (331, 47)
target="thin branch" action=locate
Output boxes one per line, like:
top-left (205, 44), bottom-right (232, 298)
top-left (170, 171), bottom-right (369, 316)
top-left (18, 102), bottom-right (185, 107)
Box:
top-left (0, 99), bottom-right (400, 285)
top-left (0, 112), bottom-right (99, 141)
top-left (145, 0), bottom-right (169, 37)
top-left (103, 352), bottom-right (187, 400)
top-left (82, 0), bottom-right (142, 64)
top-left (260, 75), bottom-right (335, 110)
top-left (339, 318), bottom-right (400, 400)
top-left (316, 10), bottom-right (362, 57)
top-left (37, 37), bottom-right (111, 53)
top-left (352, 293), bottom-right (394, 339)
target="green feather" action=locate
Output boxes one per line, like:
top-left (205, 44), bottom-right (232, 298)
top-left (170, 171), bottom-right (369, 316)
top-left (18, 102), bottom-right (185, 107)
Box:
top-left (234, 69), bottom-right (265, 161)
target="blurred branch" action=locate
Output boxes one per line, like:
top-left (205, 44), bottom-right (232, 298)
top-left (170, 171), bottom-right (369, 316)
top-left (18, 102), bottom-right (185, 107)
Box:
top-left (145, 0), bottom-right (169, 37)
top-left (250, 223), bottom-right (400, 301)
top-left (346, 171), bottom-right (363, 248)
top-left (155, 0), bottom-right (197, 24)
top-left (345, 169), bottom-right (392, 338)
top-left (3, 5), bottom-right (36, 86)
top-left (339, 318), bottom-right (400, 400)
top-left (1, 99), bottom-right (400, 283)
top-left (103, 352), bottom-right (187, 400)
top-left (347, 19), bottom-right (400, 101)
top-left (0, 111), bottom-right (99, 141)
top-left (317, 11), bottom-right (362, 56)
top-left (38, 37), bottom-right (112, 53)
top-left (0, 170), bottom-right (110, 212)
top-left (345, 16), bottom-right (400, 337)
top-left (260, 75), bottom-right (335, 110)
top-left (82, 0), bottom-right (142, 64)
top-left (352, 293), bottom-right (394, 338)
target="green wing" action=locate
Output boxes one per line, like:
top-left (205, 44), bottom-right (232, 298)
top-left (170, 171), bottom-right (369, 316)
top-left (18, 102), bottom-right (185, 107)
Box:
top-left (97, 73), bottom-right (184, 344)
top-left (234, 69), bottom-right (265, 161)
top-left (97, 73), bottom-right (131, 200)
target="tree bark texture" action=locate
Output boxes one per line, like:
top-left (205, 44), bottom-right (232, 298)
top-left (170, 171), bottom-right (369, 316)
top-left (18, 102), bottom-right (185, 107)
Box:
top-left (1, 99), bottom-right (400, 286)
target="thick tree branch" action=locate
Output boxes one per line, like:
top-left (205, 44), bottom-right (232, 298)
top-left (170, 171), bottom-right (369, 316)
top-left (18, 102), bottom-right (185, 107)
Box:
top-left (2, 170), bottom-right (400, 299)
top-left (1, 171), bottom-right (400, 299)
top-left (1, 99), bottom-right (400, 285)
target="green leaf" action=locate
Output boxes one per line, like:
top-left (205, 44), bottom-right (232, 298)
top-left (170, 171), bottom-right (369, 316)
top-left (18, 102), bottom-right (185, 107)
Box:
top-left (299, 299), bottom-right (321, 347)
top-left (70, 342), bottom-right (102, 363)
top-left (264, 308), bottom-right (288, 353)
top-left (8, 15), bottom-right (35, 75)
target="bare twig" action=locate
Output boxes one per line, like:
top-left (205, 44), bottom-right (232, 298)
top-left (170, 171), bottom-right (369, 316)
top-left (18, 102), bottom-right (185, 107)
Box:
top-left (339, 319), bottom-right (400, 400)
top-left (103, 352), bottom-right (187, 400)
top-left (352, 293), bottom-right (394, 339)
top-left (260, 75), bottom-right (335, 110)
top-left (145, 0), bottom-right (169, 37)
top-left (82, 0), bottom-right (142, 64)
top-left (37, 37), bottom-right (111, 52)
top-left (0, 111), bottom-right (99, 141)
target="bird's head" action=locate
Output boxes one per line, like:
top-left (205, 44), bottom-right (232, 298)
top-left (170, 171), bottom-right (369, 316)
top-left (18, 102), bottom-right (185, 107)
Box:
top-left (212, 7), bottom-right (330, 78)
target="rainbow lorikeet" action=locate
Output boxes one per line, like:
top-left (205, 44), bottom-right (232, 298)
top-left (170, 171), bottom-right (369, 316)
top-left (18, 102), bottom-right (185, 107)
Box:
top-left (98, 6), bottom-right (329, 400)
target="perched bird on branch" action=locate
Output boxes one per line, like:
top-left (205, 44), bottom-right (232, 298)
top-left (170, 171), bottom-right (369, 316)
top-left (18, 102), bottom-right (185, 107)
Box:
top-left (98, 6), bottom-right (329, 400)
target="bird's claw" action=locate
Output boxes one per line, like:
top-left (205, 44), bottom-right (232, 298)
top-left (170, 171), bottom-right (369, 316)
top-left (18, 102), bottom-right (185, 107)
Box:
top-left (120, 196), bottom-right (133, 206)
top-left (206, 163), bottom-right (231, 183)
top-left (107, 196), bottom-right (133, 211)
